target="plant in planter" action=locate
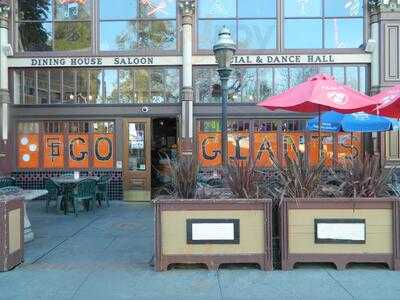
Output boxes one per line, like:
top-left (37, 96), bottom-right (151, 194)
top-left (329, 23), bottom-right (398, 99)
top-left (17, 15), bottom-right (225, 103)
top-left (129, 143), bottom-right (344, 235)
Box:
top-left (276, 151), bottom-right (400, 271)
top-left (154, 156), bottom-right (273, 271)
top-left (225, 158), bottom-right (261, 199)
top-left (329, 154), bottom-right (393, 198)
top-left (267, 143), bottom-right (327, 202)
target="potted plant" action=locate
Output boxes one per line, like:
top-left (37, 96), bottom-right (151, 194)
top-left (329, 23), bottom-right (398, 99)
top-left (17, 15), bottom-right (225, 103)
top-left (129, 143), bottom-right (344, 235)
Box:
top-left (153, 156), bottom-right (273, 271)
top-left (273, 146), bottom-right (400, 271)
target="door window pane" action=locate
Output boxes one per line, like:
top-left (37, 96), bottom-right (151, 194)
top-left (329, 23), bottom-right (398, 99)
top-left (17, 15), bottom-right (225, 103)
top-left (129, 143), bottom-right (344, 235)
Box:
top-left (165, 69), bottom-right (180, 103)
top-left (119, 69), bottom-right (134, 103)
top-left (99, 0), bottom-right (137, 19)
top-left (13, 70), bottom-right (23, 104)
top-left (89, 69), bottom-right (103, 103)
top-left (76, 70), bottom-right (89, 103)
top-left (103, 69), bottom-right (118, 103)
top-left (198, 19), bottom-right (236, 50)
top-left (24, 69), bottom-right (36, 104)
top-left (274, 68), bottom-right (289, 94)
top-left (240, 69), bottom-right (257, 103)
top-left (332, 67), bottom-right (345, 84)
top-left (18, 22), bottom-right (52, 51)
top-left (238, 20), bottom-right (276, 49)
top-left (324, 0), bottom-right (363, 17)
top-left (38, 69), bottom-right (49, 104)
top-left (258, 68), bottom-right (273, 100)
top-left (50, 69), bottom-right (61, 103)
top-left (289, 68), bottom-right (303, 87)
top-left (346, 67), bottom-right (359, 91)
top-left (54, 21), bottom-right (91, 51)
top-left (285, 19), bottom-right (322, 49)
top-left (63, 69), bottom-right (76, 103)
top-left (238, 0), bottom-right (276, 17)
top-left (198, 0), bottom-right (236, 18)
top-left (324, 18), bottom-right (363, 48)
top-left (128, 123), bottom-right (146, 171)
top-left (285, 0), bottom-right (322, 17)
top-left (134, 70), bottom-right (150, 103)
top-left (151, 70), bottom-right (165, 104)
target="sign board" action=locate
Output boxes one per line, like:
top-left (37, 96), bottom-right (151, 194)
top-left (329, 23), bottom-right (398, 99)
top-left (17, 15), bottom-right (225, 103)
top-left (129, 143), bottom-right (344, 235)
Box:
top-left (186, 219), bottom-right (240, 244)
top-left (315, 219), bottom-right (366, 244)
top-left (7, 54), bottom-right (371, 68)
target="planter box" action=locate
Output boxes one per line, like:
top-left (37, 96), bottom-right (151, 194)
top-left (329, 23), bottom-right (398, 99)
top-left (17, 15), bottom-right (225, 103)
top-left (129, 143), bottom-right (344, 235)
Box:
top-left (280, 198), bottom-right (400, 270)
top-left (0, 196), bottom-right (24, 272)
top-left (154, 198), bottom-right (273, 271)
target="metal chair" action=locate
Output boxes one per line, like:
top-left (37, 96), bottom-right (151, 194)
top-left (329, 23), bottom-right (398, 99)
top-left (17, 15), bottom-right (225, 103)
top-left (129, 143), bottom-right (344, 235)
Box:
top-left (96, 175), bottom-right (111, 207)
top-left (0, 177), bottom-right (16, 189)
top-left (70, 179), bottom-right (97, 216)
top-left (44, 178), bottom-right (64, 212)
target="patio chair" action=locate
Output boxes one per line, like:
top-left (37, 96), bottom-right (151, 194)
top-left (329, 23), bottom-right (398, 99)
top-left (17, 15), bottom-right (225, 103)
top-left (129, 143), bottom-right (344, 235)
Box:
top-left (44, 178), bottom-right (64, 213)
top-left (0, 177), bottom-right (16, 188)
top-left (96, 175), bottom-right (111, 208)
top-left (70, 179), bottom-right (97, 216)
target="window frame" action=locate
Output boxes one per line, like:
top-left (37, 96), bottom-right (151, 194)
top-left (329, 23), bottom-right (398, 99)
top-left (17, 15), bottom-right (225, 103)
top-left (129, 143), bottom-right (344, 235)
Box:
top-left (14, 0), bottom-right (94, 54)
top-left (11, 66), bottom-right (182, 105)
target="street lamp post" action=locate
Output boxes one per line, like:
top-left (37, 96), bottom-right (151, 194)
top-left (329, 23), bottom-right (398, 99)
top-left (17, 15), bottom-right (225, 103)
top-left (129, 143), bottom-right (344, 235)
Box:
top-left (0, 0), bottom-right (10, 144)
top-left (213, 27), bottom-right (236, 166)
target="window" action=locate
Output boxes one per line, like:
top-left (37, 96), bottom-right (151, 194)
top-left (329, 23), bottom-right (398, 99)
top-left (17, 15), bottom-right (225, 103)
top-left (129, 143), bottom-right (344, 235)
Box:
top-left (197, 0), bottom-right (276, 50)
top-left (17, 122), bottom-right (40, 168)
top-left (99, 0), bottom-right (177, 51)
top-left (17, 121), bottom-right (115, 169)
top-left (194, 65), bottom-right (367, 103)
top-left (284, 0), bottom-right (364, 49)
top-left (13, 67), bottom-right (181, 105)
top-left (17, 0), bottom-right (92, 52)
top-left (196, 119), bottom-right (361, 168)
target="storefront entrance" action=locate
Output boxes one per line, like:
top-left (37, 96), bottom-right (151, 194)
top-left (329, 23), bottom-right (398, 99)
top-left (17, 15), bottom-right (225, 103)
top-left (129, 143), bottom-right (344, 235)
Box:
top-left (123, 118), bottom-right (152, 202)
top-left (123, 117), bottom-right (178, 202)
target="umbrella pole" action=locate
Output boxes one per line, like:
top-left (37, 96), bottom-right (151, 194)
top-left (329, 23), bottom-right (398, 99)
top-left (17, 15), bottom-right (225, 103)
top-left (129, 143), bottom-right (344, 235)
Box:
top-left (318, 106), bottom-right (321, 161)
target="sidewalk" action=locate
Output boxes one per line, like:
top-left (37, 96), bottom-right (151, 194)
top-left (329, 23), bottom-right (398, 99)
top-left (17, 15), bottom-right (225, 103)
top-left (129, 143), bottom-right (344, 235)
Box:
top-left (1, 201), bottom-right (400, 300)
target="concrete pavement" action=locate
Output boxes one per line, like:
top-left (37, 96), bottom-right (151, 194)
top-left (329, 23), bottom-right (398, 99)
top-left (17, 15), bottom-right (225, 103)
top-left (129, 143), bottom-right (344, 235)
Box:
top-left (1, 201), bottom-right (400, 300)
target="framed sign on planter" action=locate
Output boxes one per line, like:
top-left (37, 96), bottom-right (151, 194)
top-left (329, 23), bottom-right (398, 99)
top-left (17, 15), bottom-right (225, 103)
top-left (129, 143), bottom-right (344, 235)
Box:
top-left (154, 198), bottom-right (273, 271)
top-left (280, 198), bottom-right (400, 270)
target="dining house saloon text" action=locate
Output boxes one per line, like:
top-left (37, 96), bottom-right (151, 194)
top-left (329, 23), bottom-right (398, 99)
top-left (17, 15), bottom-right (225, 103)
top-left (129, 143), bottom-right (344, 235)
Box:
top-left (26, 55), bottom-right (343, 68)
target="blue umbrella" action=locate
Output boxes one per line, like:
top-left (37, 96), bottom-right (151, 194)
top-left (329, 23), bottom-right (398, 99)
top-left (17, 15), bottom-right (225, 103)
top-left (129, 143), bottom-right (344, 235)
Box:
top-left (306, 111), bottom-right (399, 132)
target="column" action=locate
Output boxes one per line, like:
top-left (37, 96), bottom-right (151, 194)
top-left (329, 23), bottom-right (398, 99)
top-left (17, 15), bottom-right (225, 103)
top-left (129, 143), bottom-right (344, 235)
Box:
top-left (179, 0), bottom-right (195, 155)
top-left (0, 1), bottom-right (10, 174)
top-left (369, 1), bottom-right (400, 162)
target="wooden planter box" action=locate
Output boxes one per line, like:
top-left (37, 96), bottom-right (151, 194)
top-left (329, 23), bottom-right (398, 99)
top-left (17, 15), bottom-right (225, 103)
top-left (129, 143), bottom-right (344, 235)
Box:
top-left (0, 196), bottom-right (24, 272)
top-left (280, 198), bottom-right (400, 270)
top-left (154, 198), bottom-right (273, 271)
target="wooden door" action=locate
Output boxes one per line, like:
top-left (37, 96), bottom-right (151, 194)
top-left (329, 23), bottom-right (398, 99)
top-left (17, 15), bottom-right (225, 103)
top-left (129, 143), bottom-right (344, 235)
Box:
top-left (123, 118), bottom-right (151, 201)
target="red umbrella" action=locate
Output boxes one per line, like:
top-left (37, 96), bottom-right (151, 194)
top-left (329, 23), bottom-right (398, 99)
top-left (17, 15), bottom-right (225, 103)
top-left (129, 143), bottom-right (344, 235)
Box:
top-left (257, 74), bottom-right (377, 160)
top-left (372, 84), bottom-right (400, 118)
top-left (258, 74), bottom-right (377, 113)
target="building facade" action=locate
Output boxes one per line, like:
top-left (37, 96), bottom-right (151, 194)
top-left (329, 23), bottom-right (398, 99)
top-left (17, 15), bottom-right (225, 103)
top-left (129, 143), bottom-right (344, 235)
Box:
top-left (0, 0), bottom-right (399, 200)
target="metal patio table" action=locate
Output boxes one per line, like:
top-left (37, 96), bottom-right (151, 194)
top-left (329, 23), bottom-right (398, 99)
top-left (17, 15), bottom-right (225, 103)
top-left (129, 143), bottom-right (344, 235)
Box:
top-left (0, 187), bottom-right (48, 243)
top-left (51, 176), bottom-right (99, 214)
